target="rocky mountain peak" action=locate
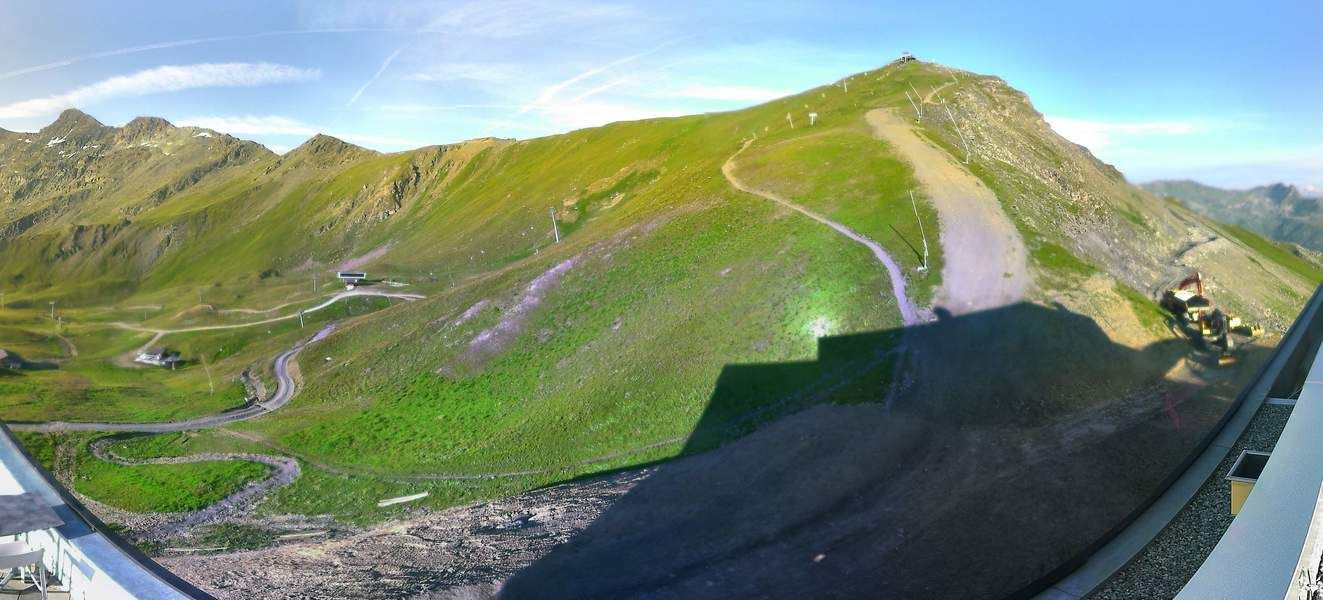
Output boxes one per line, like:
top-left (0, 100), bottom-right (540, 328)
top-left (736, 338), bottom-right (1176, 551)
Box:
top-left (285, 134), bottom-right (376, 166)
top-left (38, 109), bottom-right (109, 142)
top-left (121, 116), bottom-right (174, 137)
top-left (45, 108), bottom-right (104, 131)
top-left (1260, 182), bottom-right (1298, 204)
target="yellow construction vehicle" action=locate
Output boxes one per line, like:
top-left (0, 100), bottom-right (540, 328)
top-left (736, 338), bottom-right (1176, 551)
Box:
top-left (1159, 271), bottom-right (1257, 366)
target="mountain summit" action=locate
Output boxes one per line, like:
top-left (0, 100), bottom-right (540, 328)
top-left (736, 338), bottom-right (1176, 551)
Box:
top-left (284, 133), bottom-right (376, 167)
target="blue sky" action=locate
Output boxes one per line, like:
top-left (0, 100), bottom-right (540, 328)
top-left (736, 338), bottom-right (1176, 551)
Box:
top-left (0, 0), bottom-right (1318, 189)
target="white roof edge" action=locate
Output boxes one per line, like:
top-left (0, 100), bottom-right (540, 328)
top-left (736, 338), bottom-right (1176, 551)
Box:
top-left (1177, 328), bottom-right (1323, 598)
top-left (0, 425), bottom-right (200, 599)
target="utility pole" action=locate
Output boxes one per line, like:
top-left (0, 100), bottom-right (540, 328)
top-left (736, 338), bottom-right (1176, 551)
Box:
top-left (549, 207), bottom-right (560, 243)
top-left (910, 190), bottom-right (929, 273)
top-left (49, 301), bottom-right (55, 320)
top-left (298, 309), bottom-right (305, 329)
top-left (904, 90), bottom-right (922, 121)
top-left (944, 102), bottom-right (972, 164)
top-left (312, 274), bottom-right (317, 293)
top-left (202, 353), bottom-right (214, 394)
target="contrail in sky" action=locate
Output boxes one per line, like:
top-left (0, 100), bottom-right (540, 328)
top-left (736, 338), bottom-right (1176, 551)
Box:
top-left (0, 28), bottom-right (394, 82)
top-left (347, 47), bottom-right (405, 107)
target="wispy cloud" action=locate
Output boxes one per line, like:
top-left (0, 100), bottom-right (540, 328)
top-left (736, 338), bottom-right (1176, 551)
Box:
top-left (0, 63), bottom-right (321, 119)
top-left (567, 77), bottom-right (633, 103)
top-left (0, 30), bottom-right (386, 82)
top-left (403, 63), bottom-right (525, 84)
top-left (176, 114), bottom-right (431, 149)
top-left (376, 103), bottom-right (524, 112)
top-left (309, 0), bottom-right (636, 39)
top-left (177, 115), bottom-right (316, 137)
top-left (487, 102), bottom-right (688, 137)
top-left (1045, 116), bottom-right (1204, 150)
top-left (656, 85), bottom-right (792, 102)
top-left (348, 47), bottom-right (405, 107)
top-left (516, 40), bottom-right (680, 115)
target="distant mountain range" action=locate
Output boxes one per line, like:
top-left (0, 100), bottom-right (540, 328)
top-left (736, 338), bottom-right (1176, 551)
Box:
top-left (1143, 180), bottom-right (1323, 251)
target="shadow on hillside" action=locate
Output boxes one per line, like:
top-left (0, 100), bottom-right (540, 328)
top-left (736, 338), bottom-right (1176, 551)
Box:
top-left (497, 302), bottom-right (1268, 599)
top-left (0, 350), bottom-right (58, 372)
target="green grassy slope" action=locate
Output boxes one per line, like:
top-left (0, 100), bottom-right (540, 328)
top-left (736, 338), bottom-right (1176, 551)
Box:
top-left (15, 432), bottom-right (270, 513)
top-left (1, 59), bottom-right (1317, 526)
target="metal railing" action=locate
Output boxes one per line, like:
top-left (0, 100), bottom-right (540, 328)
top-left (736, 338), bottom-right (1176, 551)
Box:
top-left (1177, 289), bottom-right (1323, 599)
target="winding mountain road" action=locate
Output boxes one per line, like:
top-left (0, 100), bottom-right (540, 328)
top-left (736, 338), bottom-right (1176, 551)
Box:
top-left (11, 324), bottom-right (334, 433)
top-left (723, 140), bottom-right (922, 325)
top-left (13, 289), bottom-right (424, 432)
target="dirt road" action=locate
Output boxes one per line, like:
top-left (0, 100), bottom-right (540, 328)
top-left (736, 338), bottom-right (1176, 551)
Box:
top-left (723, 140), bottom-right (922, 325)
top-left (866, 109), bottom-right (1029, 313)
top-left (87, 437), bottom-right (301, 540)
top-left (10, 324), bottom-right (334, 433)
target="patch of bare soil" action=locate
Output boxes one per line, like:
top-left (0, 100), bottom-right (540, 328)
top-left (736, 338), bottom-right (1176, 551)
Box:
top-left (866, 108), bottom-right (1030, 314)
top-left (337, 243), bottom-right (393, 272)
top-left (456, 259), bottom-right (574, 370)
top-left (162, 469), bottom-right (652, 599)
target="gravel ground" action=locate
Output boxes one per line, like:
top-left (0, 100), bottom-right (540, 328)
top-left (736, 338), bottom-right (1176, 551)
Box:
top-left (1089, 403), bottom-right (1294, 600)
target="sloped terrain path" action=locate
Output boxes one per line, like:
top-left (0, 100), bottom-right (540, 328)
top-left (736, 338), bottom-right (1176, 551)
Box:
top-left (723, 140), bottom-right (922, 325)
top-left (10, 324), bottom-right (335, 433)
top-left (86, 437), bottom-right (301, 540)
top-left (866, 108), bottom-right (1029, 313)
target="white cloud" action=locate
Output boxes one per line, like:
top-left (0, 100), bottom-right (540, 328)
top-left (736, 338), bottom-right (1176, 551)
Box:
top-left (540, 102), bottom-right (687, 130)
top-left (376, 103), bottom-right (524, 112)
top-left (308, 0), bottom-right (636, 39)
top-left (567, 77), bottom-right (633, 103)
top-left (177, 115), bottom-right (317, 137)
top-left (403, 63), bottom-right (525, 83)
top-left (517, 41), bottom-right (678, 115)
top-left (493, 102), bottom-right (687, 134)
top-left (0, 63), bottom-right (321, 119)
top-left (656, 85), bottom-right (792, 102)
top-left (175, 115), bottom-right (431, 150)
top-left (1045, 116), bottom-right (1202, 150)
top-left (0, 30), bottom-right (384, 83)
top-left (347, 47), bottom-right (404, 107)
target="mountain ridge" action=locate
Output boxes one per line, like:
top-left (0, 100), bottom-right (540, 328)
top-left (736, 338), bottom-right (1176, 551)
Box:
top-left (3, 58), bottom-right (1319, 599)
top-left (1144, 179), bottom-right (1323, 252)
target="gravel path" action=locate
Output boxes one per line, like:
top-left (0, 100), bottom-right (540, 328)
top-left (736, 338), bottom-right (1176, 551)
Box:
top-left (866, 108), bottom-right (1029, 314)
top-left (114, 289), bottom-right (423, 338)
top-left (87, 437), bottom-right (301, 540)
top-left (722, 139), bottom-right (922, 325)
